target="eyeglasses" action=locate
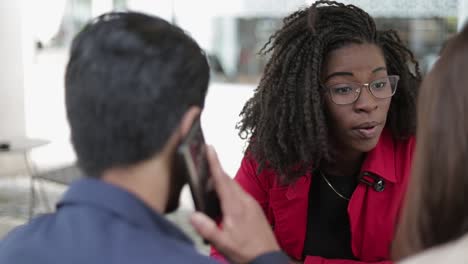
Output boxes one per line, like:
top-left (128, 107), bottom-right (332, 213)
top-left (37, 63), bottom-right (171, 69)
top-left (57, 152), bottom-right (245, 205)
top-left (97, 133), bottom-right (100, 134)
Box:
top-left (325, 75), bottom-right (400, 105)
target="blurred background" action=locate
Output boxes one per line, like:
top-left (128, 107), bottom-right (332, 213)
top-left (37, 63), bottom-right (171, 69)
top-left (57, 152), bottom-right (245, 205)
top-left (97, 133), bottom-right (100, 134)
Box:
top-left (0, 0), bottom-right (466, 250)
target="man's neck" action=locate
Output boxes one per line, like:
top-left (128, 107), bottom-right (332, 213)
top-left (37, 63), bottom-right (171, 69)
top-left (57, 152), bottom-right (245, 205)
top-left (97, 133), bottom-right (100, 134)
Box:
top-left (101, 156), bottom-right (170, 214)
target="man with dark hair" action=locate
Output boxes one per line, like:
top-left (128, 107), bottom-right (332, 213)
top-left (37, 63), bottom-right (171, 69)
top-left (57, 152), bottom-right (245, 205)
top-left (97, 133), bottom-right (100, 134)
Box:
top-left (0, 12), bottom-right (288, 264)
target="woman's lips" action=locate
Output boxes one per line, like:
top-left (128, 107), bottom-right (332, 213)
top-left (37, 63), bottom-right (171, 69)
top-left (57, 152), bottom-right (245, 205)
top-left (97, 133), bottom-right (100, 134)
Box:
top-left (353, 122), bottom-right (381, 139)
top-left (355, 126), bottom-right (378, 139)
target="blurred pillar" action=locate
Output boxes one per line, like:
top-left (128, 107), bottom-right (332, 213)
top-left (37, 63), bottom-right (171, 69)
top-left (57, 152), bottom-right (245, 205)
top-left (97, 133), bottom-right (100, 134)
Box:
top-left (212, 17), bottom-right (239, 79)
top-left (0, 1), bottom-right (26, 138)
top-left (459, 0), bottom-right (468, 31)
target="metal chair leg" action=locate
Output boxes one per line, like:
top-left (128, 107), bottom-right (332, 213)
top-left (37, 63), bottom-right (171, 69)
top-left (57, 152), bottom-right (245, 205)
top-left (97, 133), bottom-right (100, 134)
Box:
top-left (28, 173), bottom-right (36, 220)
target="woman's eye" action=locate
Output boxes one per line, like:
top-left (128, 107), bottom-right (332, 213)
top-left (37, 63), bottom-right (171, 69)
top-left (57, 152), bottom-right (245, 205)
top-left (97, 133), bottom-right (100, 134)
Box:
top-left (332, 86), bottom-right (353, 94)
top-left (371, 81), bottom-right (387, 90)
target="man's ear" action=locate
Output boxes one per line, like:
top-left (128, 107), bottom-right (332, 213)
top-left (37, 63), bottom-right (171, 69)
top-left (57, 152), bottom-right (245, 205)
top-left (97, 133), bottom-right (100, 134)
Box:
top-left (178, 106), bottom-right (202, 138)
top-left (163, 106), bottom-right (202, 155)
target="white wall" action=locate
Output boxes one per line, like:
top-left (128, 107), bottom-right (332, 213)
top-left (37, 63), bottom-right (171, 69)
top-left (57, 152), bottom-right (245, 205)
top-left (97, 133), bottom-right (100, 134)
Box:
top-left (0, 1), bottom-right (26, 139)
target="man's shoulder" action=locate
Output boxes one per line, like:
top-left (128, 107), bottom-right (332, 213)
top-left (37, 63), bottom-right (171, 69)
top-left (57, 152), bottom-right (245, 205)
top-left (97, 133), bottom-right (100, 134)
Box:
top-left (124, 238), bottom-right (216, 264)
top-left (0, 215), bottom-right (56, 263)
top-left (0, 212), bottom-right (217, 264)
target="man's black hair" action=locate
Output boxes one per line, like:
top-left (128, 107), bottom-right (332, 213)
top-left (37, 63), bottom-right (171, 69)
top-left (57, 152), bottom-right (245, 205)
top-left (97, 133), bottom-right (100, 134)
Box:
top-left (65, 12), bottom-right (209, 177)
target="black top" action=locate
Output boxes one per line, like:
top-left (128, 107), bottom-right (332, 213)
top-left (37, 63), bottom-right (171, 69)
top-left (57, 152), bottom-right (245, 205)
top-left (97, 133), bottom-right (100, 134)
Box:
top-left (302, 170), bottom-right (359, 260)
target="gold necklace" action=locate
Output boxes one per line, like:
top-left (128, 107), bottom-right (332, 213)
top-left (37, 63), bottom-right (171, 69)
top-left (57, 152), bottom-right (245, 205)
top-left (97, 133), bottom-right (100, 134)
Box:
top-left (318, 170), bottom-right (351, 201)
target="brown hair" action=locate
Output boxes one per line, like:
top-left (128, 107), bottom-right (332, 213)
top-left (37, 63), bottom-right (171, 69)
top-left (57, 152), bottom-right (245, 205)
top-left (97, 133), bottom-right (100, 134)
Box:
top-left (392, 24), bottom-right (468, 260)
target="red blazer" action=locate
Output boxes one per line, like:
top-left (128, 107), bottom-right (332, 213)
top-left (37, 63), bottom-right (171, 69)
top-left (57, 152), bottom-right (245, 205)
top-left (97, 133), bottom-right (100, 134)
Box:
top-left (211, 129), bottom-right (415, 264)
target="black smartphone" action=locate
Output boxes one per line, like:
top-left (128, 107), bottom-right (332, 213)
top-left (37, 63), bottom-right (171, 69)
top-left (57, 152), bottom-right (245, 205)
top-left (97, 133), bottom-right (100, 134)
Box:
top-left (176, 118), bottom-right (221, 220)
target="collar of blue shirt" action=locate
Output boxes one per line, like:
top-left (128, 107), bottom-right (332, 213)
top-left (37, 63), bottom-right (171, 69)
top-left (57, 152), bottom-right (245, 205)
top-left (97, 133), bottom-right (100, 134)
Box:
top-left (57, 178), bottom-right (193, 245)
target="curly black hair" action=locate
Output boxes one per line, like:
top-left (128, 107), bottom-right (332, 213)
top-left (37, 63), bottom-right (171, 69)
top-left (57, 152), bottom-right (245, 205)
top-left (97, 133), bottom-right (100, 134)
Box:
top-left (237, 0), bottom-right (421, 182)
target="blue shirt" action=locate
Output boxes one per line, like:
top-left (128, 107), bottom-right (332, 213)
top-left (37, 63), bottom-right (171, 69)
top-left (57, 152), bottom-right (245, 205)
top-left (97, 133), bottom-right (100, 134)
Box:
top-left (0, 178), bottom-right (288, 264)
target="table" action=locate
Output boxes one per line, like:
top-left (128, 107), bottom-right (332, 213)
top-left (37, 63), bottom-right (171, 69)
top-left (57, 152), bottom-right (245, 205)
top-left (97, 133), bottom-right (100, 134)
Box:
top-left (0, 138), bottom-right (50, 219)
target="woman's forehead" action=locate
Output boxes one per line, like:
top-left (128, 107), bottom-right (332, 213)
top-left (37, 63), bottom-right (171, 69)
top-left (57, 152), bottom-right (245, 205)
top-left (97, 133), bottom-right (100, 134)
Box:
top-left (322, 43), bottom-right (386, 81)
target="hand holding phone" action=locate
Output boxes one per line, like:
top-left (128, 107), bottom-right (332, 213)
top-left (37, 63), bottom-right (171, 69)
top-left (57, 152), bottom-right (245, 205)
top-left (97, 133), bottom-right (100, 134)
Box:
top-left (190, 146), bottom-right (282, 264)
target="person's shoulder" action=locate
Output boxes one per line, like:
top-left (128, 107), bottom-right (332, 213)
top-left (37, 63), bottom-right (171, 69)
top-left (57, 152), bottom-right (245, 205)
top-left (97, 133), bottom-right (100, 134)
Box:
top-left (0, 213), bottom-right (215, 264)
top-left (117, 233), bottom-right (216, 264)
top-left (0, 215), bottom-right (57, 263)
top-left (399, 234), bottom-right (468, 264)
top-left (237, 152), bottom-right (280, 189)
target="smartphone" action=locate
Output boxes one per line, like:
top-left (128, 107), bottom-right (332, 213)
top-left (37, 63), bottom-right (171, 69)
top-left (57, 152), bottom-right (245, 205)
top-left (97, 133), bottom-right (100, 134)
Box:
top-left (176, 118), bottom-right (221, 220)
